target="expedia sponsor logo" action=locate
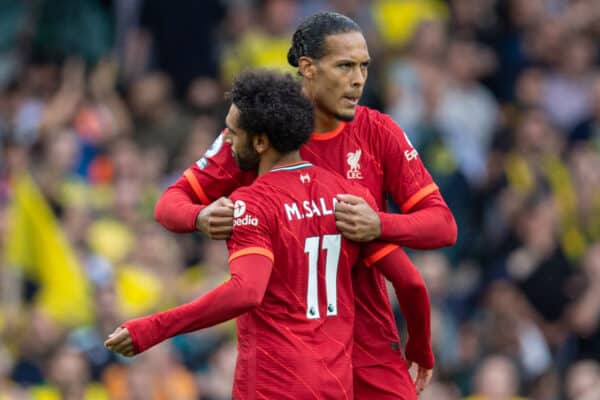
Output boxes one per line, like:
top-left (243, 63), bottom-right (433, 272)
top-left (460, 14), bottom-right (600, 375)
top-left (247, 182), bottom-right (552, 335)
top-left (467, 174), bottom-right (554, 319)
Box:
top-left (233, 214), bottom-right (259, 226)
top-left (404, 149), bottom-right (418, 161)
top-left (234, 200), bottom-right (247, 218)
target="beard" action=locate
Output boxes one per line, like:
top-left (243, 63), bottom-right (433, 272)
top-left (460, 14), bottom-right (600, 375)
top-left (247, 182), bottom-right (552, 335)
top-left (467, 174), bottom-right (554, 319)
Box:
top-left (233, 143), bottom-right (260, 171)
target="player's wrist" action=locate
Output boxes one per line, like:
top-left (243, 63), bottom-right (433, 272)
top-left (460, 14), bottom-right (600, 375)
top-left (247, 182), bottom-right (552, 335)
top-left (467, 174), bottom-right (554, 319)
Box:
top-left (194, 205), bottom-right (208, 232)
top-left (377, 212), bottom-right (391, 240)
top-left (406, 340), bottom-right (435, 369)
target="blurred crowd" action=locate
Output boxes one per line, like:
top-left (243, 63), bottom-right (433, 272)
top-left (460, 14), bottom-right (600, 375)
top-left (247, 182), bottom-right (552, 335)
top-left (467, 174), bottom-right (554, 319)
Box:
top-left (1, 0), bottom-right (600, 399)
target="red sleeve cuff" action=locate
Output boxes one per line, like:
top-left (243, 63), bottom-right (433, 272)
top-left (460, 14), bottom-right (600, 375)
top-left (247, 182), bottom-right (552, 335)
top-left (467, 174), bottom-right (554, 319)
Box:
top-left (378, 212), bottom-right (395, 241)
top-left (122, 320), bottom-right (142, 354)
top-left (405, 339), bottom-right (435, 369)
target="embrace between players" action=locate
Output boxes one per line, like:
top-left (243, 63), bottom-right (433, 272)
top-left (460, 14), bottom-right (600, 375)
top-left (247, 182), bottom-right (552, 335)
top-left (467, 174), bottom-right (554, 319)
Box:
top-left (104, 12), bottom-right (457, 400)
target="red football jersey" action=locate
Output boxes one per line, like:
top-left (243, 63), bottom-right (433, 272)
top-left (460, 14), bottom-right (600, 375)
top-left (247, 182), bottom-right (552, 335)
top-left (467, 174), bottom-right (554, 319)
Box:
top-left (183, 106), bottom-right (437, 367)
top-left (226, 161), bottom-right (395, 400)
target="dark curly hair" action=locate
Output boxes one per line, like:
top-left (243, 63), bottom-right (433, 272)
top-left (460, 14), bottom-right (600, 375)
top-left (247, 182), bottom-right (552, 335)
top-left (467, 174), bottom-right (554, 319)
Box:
top-left (287, 12), bottom-right (362, 67)
top-left (228, 69), bottom-right (314, 153)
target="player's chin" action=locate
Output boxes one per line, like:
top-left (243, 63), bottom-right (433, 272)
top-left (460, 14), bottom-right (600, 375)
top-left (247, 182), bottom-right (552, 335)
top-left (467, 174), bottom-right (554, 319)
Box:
top-left (334, 106), bottom-right (357, 122)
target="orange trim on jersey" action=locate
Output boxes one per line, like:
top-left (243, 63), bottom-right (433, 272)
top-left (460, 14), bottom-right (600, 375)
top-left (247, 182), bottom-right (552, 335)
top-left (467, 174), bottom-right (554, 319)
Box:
top-left (311, 122), bottom-right (346, 141)
top-left (183, 168), bottom-right (210, 205)
top-left (363, 244), bottom-right (399, 267)
top-left (228, 247), bottom-right (274, 263)
top-left (401, 183), bottom-right (439, 213)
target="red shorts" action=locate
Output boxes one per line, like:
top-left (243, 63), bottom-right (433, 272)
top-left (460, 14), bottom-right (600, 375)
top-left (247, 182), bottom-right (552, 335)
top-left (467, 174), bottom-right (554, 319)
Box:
top-left (353, 359), bottom-right (417, 400)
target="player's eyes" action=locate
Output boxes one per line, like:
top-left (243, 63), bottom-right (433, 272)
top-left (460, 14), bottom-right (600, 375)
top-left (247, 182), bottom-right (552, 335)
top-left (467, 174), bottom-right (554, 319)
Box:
top-left (338, 63), bottom-right (352, 70)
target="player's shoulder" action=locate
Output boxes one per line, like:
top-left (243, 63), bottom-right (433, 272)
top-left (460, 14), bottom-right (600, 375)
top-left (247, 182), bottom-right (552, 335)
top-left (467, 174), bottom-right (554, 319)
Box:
top-left (311, 165), bottom-right (367, 193)
top-left (354, 105), bottom-right (392, 125)
top-left (310, 164), bottom-right (346, 184)
top-left (351, 106), bottom-right (403, 137)
top-left (231, 175), bottom-right (284, 207)
top-left (230, 183), bottom-right (265, 210)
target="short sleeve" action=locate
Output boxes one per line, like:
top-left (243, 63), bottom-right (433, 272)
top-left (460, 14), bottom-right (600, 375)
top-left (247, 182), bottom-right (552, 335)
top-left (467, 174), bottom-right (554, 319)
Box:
top-left (226, 189), bottom-right (274, 263)
top-left (378, 115), bottom-right (438, 212)
top-left (183, 131), bottom-right (257, 204)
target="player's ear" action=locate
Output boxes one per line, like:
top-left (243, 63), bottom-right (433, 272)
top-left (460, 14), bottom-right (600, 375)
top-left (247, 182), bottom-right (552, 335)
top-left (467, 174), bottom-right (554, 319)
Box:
top-left (223, 128), bottom-right (233, 144)
top-left (298, 56), bottom-right (316, 80)
top-left (253, 133), bottom-right (269, 154)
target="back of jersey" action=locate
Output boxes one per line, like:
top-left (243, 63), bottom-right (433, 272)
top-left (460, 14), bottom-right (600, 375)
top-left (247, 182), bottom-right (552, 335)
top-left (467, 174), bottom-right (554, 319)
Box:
top-left (227, 161), bottom-right (369, 400)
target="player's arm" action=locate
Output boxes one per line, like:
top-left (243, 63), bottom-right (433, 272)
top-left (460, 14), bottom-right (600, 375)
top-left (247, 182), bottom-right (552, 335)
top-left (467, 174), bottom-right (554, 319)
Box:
top-left (104, 254), bottom-right (273, 356)
top-left (154, 174), bottom-right (207, 233)
top-left (364, 247), bottom-right (434, 368)
top-left (363, 244), bottom-right (434, 392)
top-left (352, 189), bottom-right (434, 374)
top-left (154, 132), bottom-right (255, 237)
top-left (377, 115), bottom-right (456, 248)
top-left (335, 115), bottom-right (457, 248)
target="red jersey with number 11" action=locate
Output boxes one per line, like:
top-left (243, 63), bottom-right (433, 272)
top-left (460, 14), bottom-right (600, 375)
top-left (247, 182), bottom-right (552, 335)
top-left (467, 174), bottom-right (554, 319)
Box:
top-left (227, 161), bottom-right (396, 400)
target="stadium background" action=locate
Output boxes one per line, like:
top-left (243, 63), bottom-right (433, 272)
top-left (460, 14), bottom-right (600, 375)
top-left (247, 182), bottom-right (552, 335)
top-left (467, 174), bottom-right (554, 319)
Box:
top-left (1, 0), bottom-right (600, 398)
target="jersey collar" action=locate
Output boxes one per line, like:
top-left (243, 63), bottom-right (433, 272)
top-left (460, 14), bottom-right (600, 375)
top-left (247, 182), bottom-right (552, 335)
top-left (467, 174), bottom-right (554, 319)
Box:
top-left (270, 161), bottom-right (313, 172)
top-left (310, 122), bottom-right (346, 141)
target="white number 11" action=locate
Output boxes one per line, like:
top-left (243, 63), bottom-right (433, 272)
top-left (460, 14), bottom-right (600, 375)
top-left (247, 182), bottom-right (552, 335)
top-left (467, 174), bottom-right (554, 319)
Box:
top-left (304, 234), bottom-right (341, 320)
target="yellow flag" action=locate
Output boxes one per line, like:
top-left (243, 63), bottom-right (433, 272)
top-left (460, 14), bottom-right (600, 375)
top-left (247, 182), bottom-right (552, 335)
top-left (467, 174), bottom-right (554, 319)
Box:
top-left (4, 173), bottom-right (92, 326)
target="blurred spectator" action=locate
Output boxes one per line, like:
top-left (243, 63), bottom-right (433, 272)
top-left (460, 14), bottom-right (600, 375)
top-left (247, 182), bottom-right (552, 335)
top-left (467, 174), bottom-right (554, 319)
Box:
top-left (419, 380), bottom-right (461, 400)
top-left (128, 72), bottom-right (193, 170)
top-left (11, 307), bottom-right (65, 387)
top-left (386, 19), bottom-right (448, 152)
top-left (479, 281), bottom-right (552, 379)
top-left (221, 0), bottom-right (299, 84)
top-left (135, 0), bottom-right (226, 95)
top-left (42, 344), bottom-right (108, 400)
top-left (567, 243), bottom-right (600, 362)
top-left (565, 359), bottom-right (600, 400)
top-left (465, 354), bottom-right (525, 400)
top-left (570, 73), bottom-right (600, 149)
top-left (32, 0), bottom-right (114, 65)
top-left (541, 33), bottom-right (596, 131)
top-left (69, 283), bottom-right (123, 381)
top-left (197, 340), bottom-right (237, 400)
top-left (103, 343), bottom-right (198, 400)
top-left (434, 37), bottom-right (498, 187)
top-left (370, 0), bottom-right (448, 52)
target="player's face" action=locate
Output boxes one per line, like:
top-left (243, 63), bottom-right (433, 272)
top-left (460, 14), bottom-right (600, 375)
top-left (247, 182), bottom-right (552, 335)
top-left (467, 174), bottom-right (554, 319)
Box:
top-left (224, 104), bottom-right (260, 171)
top-left (310, 32), bottom-right (370, 121)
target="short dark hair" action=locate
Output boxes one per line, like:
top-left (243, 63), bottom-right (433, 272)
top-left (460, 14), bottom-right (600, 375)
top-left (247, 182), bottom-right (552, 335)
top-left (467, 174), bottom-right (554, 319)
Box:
top-left (229, 69), bottom-right (314, 153)
top-left (287, 12), bottom-right (362, 67)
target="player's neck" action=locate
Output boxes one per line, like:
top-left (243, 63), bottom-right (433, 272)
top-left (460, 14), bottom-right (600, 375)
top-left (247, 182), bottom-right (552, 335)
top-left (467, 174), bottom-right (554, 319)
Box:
top-left (301, 83), bottom-right (341, 133)
top-left (313, 107), bottom-right (342, 133)
top-left (259, 151), bottom-right (303, 176)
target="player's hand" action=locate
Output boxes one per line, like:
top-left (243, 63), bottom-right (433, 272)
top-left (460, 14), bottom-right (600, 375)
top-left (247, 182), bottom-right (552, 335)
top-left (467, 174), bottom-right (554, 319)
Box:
top-left (104, 326), bottom-right (135, 357)
top-left (334, 194), bottom-right (381, 242)
top-left (196, 197), bottom-right (235, 239)
top-left (408, 361), bottom-right (433, 394)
